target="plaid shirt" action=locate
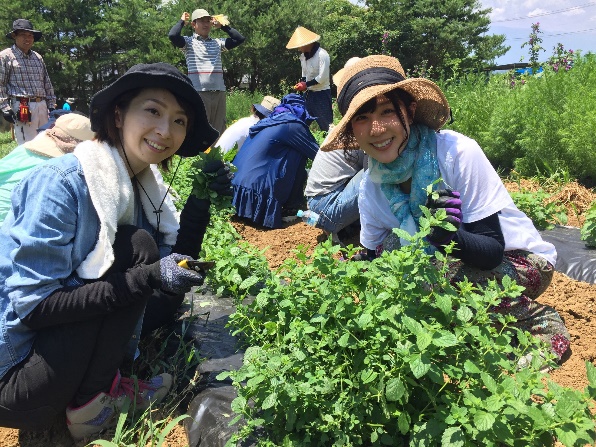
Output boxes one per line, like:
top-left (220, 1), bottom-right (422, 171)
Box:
top-left (0, 45), bottom-right (56, 111)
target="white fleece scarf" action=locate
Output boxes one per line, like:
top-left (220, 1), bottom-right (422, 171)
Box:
top-left (73, 140), bottom-right (179, 279)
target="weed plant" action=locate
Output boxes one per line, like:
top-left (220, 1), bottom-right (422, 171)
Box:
top-left (581, 200), bottom-right (596, 247)
top-left (200, 209), bottom-right (271, 299)
top-left (89, 316), bottom-right (203, 446)
top-left (226, 89), bottom-right (268, 125)
top-left (444, 54), bottom-right (596, 185)
top-left (221, 220), bottom-right (596, 446)
top-left (0, 131), bottom-right (17, 158)
top-left (509, 188), bottom-right (567, 230)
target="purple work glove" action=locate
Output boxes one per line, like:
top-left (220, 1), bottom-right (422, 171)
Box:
top-left (425, 189), bottom-right (462, 247)
top-left (203, 160), bottom-right (233, 196)
top-left (155, 253), bottom-right (205, 294)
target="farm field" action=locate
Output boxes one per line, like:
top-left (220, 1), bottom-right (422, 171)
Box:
top-left (0, 181), bottom-right (594, 447)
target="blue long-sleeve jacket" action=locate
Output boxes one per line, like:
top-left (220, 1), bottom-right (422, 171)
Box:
top-left (232, 111), bottom-right (319, 228)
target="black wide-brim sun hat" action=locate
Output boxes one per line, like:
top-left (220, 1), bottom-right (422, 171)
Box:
top-left (6, 19), bottom-right (42, 41)
top-left (90, 62), bottom-right (219, 157)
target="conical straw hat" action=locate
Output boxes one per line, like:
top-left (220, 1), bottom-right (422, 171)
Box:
top-left (286, 26), bottom-right (320, 49)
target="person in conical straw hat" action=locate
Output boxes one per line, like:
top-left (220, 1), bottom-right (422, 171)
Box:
top-left (323, 54), bottom-right (569, 368)
top-left (286, 26), bottom-right (333, 131)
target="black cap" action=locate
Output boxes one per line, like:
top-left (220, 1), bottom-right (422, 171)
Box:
top-left (90, 62), bottom-right (219, 157)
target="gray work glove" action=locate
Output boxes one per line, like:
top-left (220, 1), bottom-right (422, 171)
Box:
top-left (2, 109), bottom-right (16, 124)
top-left (154, 253), bottom-right (205, 294)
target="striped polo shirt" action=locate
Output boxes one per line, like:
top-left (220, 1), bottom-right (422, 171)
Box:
top-left (182, 34), bottom-right (227, 92)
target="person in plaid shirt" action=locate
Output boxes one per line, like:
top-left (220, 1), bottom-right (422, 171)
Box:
top-left (1, 19), bottom-right (56, 144)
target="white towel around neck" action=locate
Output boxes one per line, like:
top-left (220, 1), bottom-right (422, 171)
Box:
top-left (73, 140), bottom-right (179, 279)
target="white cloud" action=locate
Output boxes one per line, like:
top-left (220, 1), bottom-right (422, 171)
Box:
top-left (480, 0), bottom-right (596, 63)
top-left (528, 8), bottom-right (548, 17)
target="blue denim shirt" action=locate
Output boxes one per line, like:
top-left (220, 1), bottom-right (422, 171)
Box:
top-left (0, 154), bottom-right (171, 379)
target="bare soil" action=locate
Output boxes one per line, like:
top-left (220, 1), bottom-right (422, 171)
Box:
top-left (1, 181), bottom-right (595, 447)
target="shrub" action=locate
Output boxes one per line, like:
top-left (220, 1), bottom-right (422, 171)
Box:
top-left (221, 223), bottom-right (596, 446)
top-left (580, 200), bottom-right (596, 247)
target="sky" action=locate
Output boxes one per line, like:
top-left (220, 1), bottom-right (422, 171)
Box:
top-left (480, 0), bottom-right (596, 65)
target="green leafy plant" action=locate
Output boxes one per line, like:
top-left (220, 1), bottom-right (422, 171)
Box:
top-left (89, 316), bottom-right (203, 446)
top-left (161, 146), bottom-right (237, 212)
top-left (89, 403), bottom-right (189, 447)
top-left (521, 22), bottom-right (545, 75)
top-left (580, 200), bottom-right (596, 247)
top-left (220, 216), bottom-right (596, 446)
top-left (510, 189), bottom-right (568, 230)
top-left (0, 131), bottom-right (17, 158)
top-left (187, 146), bottom-right (237, 211)
top-left (200, 209), bottom-right (271, 299)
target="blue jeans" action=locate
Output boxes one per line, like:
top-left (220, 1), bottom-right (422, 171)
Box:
top-left (306, 170), bottom-right (364, 234)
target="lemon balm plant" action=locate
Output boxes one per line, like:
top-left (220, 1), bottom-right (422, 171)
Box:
top-left (581, 200), bottom-right (596, 248)
top-left (221, 215), bottom-right (596, 446)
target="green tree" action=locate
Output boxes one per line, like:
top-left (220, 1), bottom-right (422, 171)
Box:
top-left (364, 0), bottom-right (509, 78)
top-left (1, 0), bottom-right (176, 113)
top-left (318, 0), bottom-right (386, 75)
top-left (1, 0), bottom-right (510, 99)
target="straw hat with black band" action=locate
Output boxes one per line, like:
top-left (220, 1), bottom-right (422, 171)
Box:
top-left (320, 55), bottom-right (450, 152)
top-left (90, 62), bottom-right (219, 157)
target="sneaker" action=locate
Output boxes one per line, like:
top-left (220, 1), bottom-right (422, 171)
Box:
top-left (66, 370), bottom-right (173, 440)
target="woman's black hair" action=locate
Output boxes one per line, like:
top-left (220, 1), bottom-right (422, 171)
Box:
top-left (339, 88), bottom-right (415, 152)
top-left (94, 88), bottom-right (196, 171)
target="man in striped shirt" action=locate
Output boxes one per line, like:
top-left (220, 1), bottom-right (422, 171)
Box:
top-left (1, 19), bottom-right (56, 145)
top-left (169, 9), bottom-right (245, 137)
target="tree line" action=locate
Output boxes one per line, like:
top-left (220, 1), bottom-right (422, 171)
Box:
top-left (1, 0), bottom-right (508, 114)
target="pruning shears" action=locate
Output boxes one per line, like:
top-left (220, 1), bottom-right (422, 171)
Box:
top-left (178, 259), bottom-right (215, 272)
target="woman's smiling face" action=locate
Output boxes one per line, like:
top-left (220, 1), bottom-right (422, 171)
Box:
top-left (350, 94), bottom-right (414, 164)
top-left (115, 88), bottom-right (188, 174)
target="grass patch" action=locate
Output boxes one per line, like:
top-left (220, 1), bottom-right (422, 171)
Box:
top-left (0, 131), bottom-right (17, 158)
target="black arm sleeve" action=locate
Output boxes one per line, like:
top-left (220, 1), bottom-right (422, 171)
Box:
top-left (21, 263), bottom-right (162, 330)
top-left (222, 26), bottom-right (246, 50)
top-left (449, 212), bottom-right (505, 270)
top-left (172, 196), bottom-right (211, 258)
top-left (168, 20), bottom-right (186, 48)
top-left (306, 79), bottom-right (319, 87)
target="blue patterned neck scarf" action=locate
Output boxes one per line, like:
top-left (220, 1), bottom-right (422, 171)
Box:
top-left (368, 124), bottom-right (441, 234)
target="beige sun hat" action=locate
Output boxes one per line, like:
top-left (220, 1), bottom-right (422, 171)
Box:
top-left (286, 26), bottom-right (320, 49)
top-left (332, 57), bottom-right (362, 86)
top-left (24, 114), bottom-right (94, 158)
top-left (191, 9), bottom-right (211, 21)
top-left (253, 95), bottom-right (281, 117)
top-left (320, 55), bottom-right (450, 152)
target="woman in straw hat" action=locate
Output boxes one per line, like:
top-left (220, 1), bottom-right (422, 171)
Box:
top-left (0, 62), bottom-right (226, 440)
top-left (320, 54), bottom-right (570, 368)
top-left (0, 112), bottom-right (94, 224)
top-left (287, 26), bottom-right (333, 131)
